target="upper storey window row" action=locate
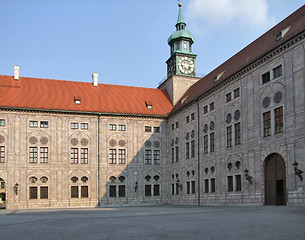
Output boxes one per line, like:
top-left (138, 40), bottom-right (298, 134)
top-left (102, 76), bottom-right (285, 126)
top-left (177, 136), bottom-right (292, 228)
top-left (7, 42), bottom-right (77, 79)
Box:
top-left (185, 113), bottom-right (195, 123)
top-left (262, 65), bottom-right (283, 85)
top-left (145, 126), bottom-right (160, 133)
top-left (203, 102), bottom-right (214, 115)
top-left (109, 124), bottom-right (126, 131)
top-left (226, 88), bottom-right (240, 103)
top-left (71, 122), bottom-right (89, 130)
top-left (171, 121), bottom-right (179, 131)
top-left (29, 121), bottom-right (48, 128)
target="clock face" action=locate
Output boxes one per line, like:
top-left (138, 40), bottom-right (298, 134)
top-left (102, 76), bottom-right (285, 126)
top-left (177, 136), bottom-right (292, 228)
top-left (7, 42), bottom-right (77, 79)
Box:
top-left (178, 57), bottom-right (194, 74)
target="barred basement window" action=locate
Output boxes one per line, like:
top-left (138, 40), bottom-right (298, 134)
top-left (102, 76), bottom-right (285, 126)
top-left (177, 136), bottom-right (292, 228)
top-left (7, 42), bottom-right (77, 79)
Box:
top-left (118, 149), bottom-right (126, 164)
top-left (274, 106), bottom-right (283, 134)
top-left (71, 186), bottom-right (79, 198)
top-left (109, 149), bottom-right (116, 164)
top-left (204, 179), bottom-right (209, 193)
top-left (118, 185), bottom-right (125, 197)
top-left (71, 148), bottom-right (79, 164)
top-left (81, 148), bottom-right (88, 164)
top-left (40, 186), bottom-right (48, 199)
top-left (263, 111), bottom-right (271, 137)
top-left (145, 185), bottom-right (152, 196)
top-left (145, 150), bottom-right (152, 164)
top-left (71, 123), bottom-right (79, 129)
top-left (81, 186), bottom-right (88, 198)
top-left (29, 147), bottom-right (38, 163)
top-left (40, 147), bottom-right (48, 163)
top-left (0, 146), bottom-right (5, 163)
top-left (29, 186), bottom-right (38, 199)
top-left (153, 150), bottom-right (160, 164)
top-left (29, 121), bottom-right (38, 128)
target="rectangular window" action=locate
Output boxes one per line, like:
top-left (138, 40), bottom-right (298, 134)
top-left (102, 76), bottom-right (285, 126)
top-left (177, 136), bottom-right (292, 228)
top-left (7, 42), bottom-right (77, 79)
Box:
top-left (273, 65), bottom-right (282, 78)
top-left (262, 71), bottom-right (270, 84)
top-left (235, 175), bottom-right (242, 191)
top-left (171, 148), bottom-right (174, 163)
top-left (186, 181), bottom-right (190, 194)
top-left (145, 150), bottom-right (152, 164)
top-left (145, 126), bottom-right (152, 132)
top-left (109, 124), bottom-right (116, 131)
top-left (81, 123), bottom-right (89, 130)
top-left (153, 184), bottom-right (160, 196)
top-left (71, 148), bottom-right (78, 164)
top-left (153, 150), bottom-right (160, 164)
top-left (203, 106), bottom-right (208, 114)
top-left (118, 185), bottom-right (125, 197)
top-left (145, 185), bottom-right (152, 196)
top-left (175, 146), bottom-right (179, 162)
top-left (0, 119), bottom-right (5, 127)
top-left (186, 116), bottom-right (190, 123)
top-left (226, 126), bottom-right (232, 147)
top-left (191, 181), bottom-right (196, 194)
top-left (118, 149), bottom-right (126, 164)
top-left (40, 121), bottom-right (48, 128)
top-left (226, 92), bottom-right (232, 103)
top-left (176, 182), bottom-right (179, 195)
top-left (204, 135), bottom-right (208, 154)
top-left (40, 147), bottom-right (48, 163)
top-left (234, 123), bottom-right (241, 145)
top-left (40, 186), bottom-right (48, 199)
top-left (81, 148), bottom-right (88, 164)
top-left (263, 111), bottom-right (271, 137)
top-left (29, 186), bottom-right (38, 199)
top-left (210, 102), bottom-right (214, 111)
top-left (0, 146), bottom-right (5, 163)
top-left (234, 88), bottom-right (240, 98)
top-left (118, 124), bottom-right (126, 131)
top-left (153, 126), bottom-right (160, 133)
top-left (109, 149), bottom-right (116, 164)
top-left (1, 181), bottom-right (5, 188)
top-left (29, 147), bottom-right (38, 163)
top-left (204, 179), bottom-right (209, 193)
top-left (171, 183), bottom-right (175, 195)
top-left (70, 122), bottom-right (79, 129)
top-left (275, 106), bottom-right (283, 134)
top-left (109, 185), bottom-right (116, 198)
top-left (210, 133), bottom-right (215, 152)
top-left (175, 121), bottom-right (179, 129)
top-left (185, 142), bottom-right (190, 159)
top-left (211, 178), bottom-right (216, 193)
top-left (171, 124), bottom-right (174, 131)
top-left (191, 113), bottom-right (195, 121)
top-left (191, 140), bottom-right (195, 158)
top-left (81, 186), bottom-right (89, 198)
top-left (29, 121), bottom-right (38, 128)
top-left (227, 176), bottom-right (233, 192)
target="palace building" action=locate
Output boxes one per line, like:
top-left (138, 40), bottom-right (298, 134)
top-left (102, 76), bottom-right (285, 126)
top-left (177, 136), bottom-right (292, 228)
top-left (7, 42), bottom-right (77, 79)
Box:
top-left (0, 4), bottom-right (305, 209)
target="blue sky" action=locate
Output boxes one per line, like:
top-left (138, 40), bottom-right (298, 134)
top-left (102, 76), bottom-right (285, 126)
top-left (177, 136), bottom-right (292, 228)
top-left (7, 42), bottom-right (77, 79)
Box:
top-left (0, 0), bottom-right (304, 88)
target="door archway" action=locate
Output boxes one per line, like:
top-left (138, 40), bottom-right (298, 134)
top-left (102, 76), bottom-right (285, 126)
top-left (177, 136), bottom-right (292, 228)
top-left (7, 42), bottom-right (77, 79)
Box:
top-left (264, 153), bottom-right (286, 205)
top-left (0, 178), bottom-right (5, 208)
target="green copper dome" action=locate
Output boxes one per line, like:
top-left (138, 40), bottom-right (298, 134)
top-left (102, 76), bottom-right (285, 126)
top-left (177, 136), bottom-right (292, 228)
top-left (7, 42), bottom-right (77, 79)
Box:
top-left (168, 30), bottom-right (194, 44)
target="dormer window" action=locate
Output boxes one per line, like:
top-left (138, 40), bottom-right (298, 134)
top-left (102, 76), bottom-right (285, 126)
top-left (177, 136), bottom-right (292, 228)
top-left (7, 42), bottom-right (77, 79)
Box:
top-left (145, 101), bottom-right (152, 110)
top-left (74, 96), bottom-right (81, 105)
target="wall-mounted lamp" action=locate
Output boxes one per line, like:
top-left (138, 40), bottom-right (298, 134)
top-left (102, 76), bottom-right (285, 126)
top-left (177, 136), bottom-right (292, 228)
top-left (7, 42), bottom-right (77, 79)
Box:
top-left (176, 179), bottom-right (183, 191)
top-left (13, 183), bottom-right (19, 195)
top-left (134, 182), bottom-right (138, 192)
top-left (293, 161), bottom-right (303, 181)
top-left (244, 169), bottom-right (253, 185)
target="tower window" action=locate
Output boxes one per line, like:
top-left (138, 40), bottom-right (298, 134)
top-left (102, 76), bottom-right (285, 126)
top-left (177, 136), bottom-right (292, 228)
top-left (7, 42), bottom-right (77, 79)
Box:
top-left (175, 42), bottom-right (180, 51)
top-left (183, 42), bottom-right (187, 50)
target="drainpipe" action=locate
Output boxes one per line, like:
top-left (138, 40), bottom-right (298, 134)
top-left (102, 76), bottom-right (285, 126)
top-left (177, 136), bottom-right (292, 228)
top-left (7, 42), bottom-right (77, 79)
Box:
top-left (196, 98), bottom-right (201, 206)
top-left (97, 114), bottom-right (100, 207)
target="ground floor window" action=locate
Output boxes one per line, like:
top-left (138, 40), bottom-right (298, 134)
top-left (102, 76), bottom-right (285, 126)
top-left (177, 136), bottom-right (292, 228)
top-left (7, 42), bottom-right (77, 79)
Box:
top-left (109, 185), bottom-right (116, 198)
top-left (71, 186), bottom-right (79, 198)
top-left (29, 186), bottom-right (38, 199)
top-left (81, 186), bottom-right (89, 198)
top-left (40, 186), bottom-right (48, 199)
top-left (119, 185), bottom-right (126, 197)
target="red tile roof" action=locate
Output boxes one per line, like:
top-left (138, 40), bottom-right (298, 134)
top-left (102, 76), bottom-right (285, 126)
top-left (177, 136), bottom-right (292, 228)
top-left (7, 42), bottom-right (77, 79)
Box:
top-left (171, 4), bottom-right (305, 114)
top-left (0, 75), bottom-right (173, 117)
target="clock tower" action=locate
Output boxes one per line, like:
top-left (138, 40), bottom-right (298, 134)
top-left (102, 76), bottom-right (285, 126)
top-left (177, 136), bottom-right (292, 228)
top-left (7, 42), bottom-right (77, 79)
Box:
top-left (166, 2), bottom-right (197, 77)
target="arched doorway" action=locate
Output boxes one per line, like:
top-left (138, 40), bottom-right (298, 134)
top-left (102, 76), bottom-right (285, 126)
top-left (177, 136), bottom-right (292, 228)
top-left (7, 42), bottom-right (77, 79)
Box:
top-left (264, 153), bottom-right (286, 205)
top-left (0, 178), bottom-right (5, 208)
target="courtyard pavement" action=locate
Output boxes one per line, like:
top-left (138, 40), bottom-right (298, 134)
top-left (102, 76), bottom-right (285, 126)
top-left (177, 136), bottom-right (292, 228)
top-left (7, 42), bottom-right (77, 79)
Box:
top-left (0, 205), bottom-right (305, 240)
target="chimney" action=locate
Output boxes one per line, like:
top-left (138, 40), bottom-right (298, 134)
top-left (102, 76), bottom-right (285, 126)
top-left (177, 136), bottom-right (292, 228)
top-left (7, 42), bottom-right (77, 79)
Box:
top-left (92, 73), bottom-right (98, 87)
top-left (14, 65), bottom-right (20, 81)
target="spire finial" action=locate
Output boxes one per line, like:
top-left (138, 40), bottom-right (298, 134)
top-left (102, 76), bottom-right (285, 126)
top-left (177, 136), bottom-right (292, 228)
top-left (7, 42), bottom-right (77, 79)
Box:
top-left (178, 2), bottom-right (182, 8)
